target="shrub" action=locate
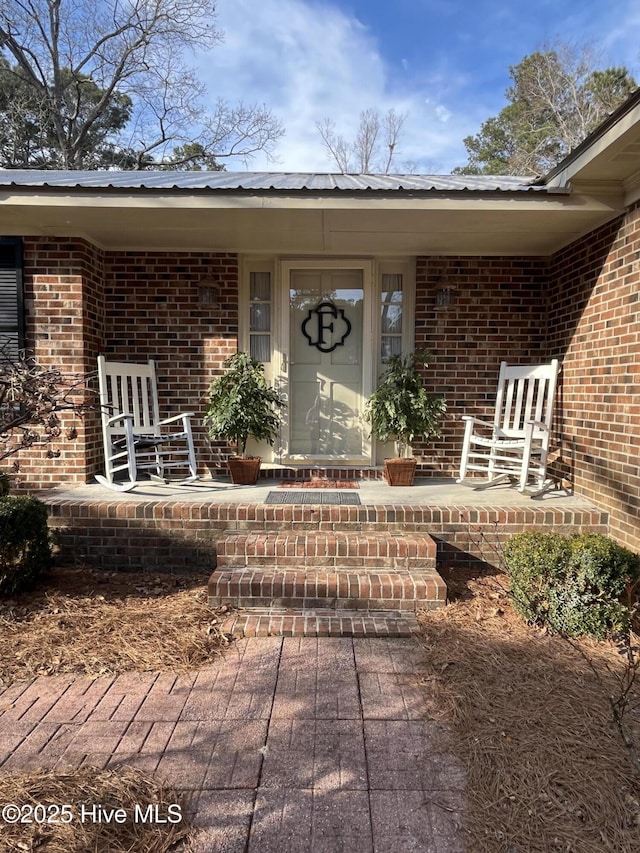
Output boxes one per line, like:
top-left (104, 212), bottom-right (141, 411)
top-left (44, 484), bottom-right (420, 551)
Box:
top-left (0, 495), bottom-right (52, 595)
top-left (364, 352), bottom-right (446, 457)
top-left (204, 352), bottom-right (285, 456)
top-left (503, 531), bottom-right (640, 639)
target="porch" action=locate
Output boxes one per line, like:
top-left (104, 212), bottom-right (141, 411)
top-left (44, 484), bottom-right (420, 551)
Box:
top-left (42, 475), bottom-right (607, 637)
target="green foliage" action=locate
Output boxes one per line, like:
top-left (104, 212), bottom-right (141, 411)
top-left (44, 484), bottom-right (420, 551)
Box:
top-left (504, 531), bottom-right (640, 639)
top-left (0, 495), bottom-right (52, 595)
top-left (160, 143), bottom-right (224, 171)
top-left (364, 352), bottom-right (446, 457)
top-left (454, 46), bottom-right (636, 176)
top-left (0, 473), bottom-right (10, 496)
top-left (0, 58), bottom-right (135, 169)
top-left (204, 352), bottom-right (286, 456)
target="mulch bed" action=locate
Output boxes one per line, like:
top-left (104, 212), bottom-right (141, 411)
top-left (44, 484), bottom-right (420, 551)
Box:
top-left (0, 766), bottom-right (191, 852)
top-left (0, 567), bottom-right (229, 688)
top-left (417, 567), bottom-right (640, 853)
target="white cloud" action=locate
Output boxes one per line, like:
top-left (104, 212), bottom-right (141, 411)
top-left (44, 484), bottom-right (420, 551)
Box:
top-left (195, 0), bottom-right (477, 173)
top-left (195, 0), bottom-right (640, 174)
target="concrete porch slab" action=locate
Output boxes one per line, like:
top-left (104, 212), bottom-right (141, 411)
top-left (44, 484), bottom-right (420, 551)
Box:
top-left (40, 476), bottom-right (591, 507)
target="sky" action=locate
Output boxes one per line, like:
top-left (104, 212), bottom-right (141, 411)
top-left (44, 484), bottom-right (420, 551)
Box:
top-left (195, 0), bottom-right (640, 174)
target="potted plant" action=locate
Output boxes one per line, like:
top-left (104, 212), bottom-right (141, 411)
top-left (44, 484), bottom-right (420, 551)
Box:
top-left (364, 352), bottom-right (446, 485)
top-left (204, 352), bottom-right (285, 485)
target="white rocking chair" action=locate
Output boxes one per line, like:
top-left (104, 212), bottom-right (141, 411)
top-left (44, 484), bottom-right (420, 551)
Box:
top-left (96, 355), bottom-right (198, 492)
top-left (457, 359), bottom-right (560, 495)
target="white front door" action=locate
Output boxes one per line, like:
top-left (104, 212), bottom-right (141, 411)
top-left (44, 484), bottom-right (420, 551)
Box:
top-left (282, 264), bottom-right (372, 463)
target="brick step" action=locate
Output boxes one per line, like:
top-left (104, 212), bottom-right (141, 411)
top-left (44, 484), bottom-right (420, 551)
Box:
top-left (220, 607), bottom-right (421, 639)
top-left (216, 531), bottom-right (437, 571)
top-left (209, 568), bottom-right (446, 612)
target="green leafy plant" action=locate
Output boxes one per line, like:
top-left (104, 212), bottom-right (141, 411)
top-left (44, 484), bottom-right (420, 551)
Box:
top-left (503, 531), bottom-right (640, 639)
top-left (204, 352), bottom-right (286, 457)
top-left (0, 495), bottom-right (52, 595)
top-left (364, 352), bottom-right (446, 457)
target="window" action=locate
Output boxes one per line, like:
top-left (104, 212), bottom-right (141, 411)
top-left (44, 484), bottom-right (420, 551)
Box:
top-left (0, 238), bottom-right (25, 358)
top-left (380, 272), bottom-right (403, 362)
top-left (249, 271), bottom-right (272, 362)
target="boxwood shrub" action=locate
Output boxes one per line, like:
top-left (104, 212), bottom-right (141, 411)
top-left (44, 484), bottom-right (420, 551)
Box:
top-left (503, 531), bottom-right (640, 639)
top-left (0, 495), bottom-right (52, 595)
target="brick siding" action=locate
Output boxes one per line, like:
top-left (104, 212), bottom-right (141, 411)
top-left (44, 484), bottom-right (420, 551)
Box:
top-left (547, 202), bottom-right (640, 552)
top-left (412, 255), bottom-right (548, 475)
top-left (10, 243), bottom-right (238, 488)
top-left (9, 237), bottom-right (105, 487)
top-left (103, 250), bottom-right (239, 477)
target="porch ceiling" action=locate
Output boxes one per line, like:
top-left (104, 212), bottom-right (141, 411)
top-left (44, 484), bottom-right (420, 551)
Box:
top-left (0, 185), bottom-right (625, 256)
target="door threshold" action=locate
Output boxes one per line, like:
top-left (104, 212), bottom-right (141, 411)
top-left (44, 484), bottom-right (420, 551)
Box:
top-left (260, 463), bottom-right (384, 481)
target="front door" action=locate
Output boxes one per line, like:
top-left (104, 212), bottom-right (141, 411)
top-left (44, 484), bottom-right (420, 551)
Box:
top-left (283, 265), bottom-right (371, 463)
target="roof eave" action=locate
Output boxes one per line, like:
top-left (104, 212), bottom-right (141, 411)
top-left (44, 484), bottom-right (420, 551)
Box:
top-left (537, 88), bottom-right (640, 187)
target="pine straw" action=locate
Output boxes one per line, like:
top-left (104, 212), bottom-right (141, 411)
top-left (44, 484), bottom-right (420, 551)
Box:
top-left (0, 765), bottom-right (191, 852)
top-left (417, 569), bottom-right (640, 853)
top-left (0, 567), bottom-right (229, 688)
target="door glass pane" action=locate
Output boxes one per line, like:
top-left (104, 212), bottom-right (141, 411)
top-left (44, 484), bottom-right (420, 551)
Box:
top-left (249, 271), bottom-right (271, 362)
top-left (289, 270), bottom-right (364, 457)
top-left (380, 272), bottom-right (403, 363)
top-left (250, 271), bottom-right (271, 301)
top-left (250, 335), bottom-right (271, 362)
top-left (381, 335), bottom-right (402, 362)
top-left (250, 302), bottom-right (271, 332)
top-left (381, 273), bottom-right (403, 302)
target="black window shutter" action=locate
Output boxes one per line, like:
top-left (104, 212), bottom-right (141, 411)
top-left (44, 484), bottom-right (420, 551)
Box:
top-left (0, 237), bottom-right (25, 357)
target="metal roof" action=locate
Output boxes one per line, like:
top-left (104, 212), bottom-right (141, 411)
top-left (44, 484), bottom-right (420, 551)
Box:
top-left (0, 170), bottom-right (553, 193)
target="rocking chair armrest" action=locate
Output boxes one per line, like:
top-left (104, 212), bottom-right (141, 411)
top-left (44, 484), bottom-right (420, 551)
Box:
top-left (461, 415), bottom-right (493, 428)
top-left (156, 413), bottom-right (196, 427)
top-left (105, 412), bottom-right (134, 427)
top-left (524, 419), bottom-right (550, 432)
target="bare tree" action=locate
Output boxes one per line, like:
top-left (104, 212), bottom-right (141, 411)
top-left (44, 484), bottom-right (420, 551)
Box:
top-left (316, 107), bottom-right (407, 174)
top-left (0, 345), bottom-right (94, 465)
top-left (0, 0), bottom-right (284, 169)
top-left (315, 118), bottom-right (350, 173)
top-left (455, 42), bottom-right (636, 176)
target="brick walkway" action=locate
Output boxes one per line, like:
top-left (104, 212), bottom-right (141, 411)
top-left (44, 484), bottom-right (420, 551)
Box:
top-left (0, 638), bottom-right (465, 852)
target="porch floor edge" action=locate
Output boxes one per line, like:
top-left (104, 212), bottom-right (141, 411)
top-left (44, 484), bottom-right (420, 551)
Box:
top-left (41, 477), bottom-right (608, 574)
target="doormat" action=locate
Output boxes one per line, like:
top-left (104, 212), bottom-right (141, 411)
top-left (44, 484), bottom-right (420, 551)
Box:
top-left (277, 479), bottom-right (359, 489)
top-left (266, 491), bottom-right (361, 505)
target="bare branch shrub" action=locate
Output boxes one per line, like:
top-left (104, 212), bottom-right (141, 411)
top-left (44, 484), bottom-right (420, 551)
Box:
top-left (0, 345), bottom-right (94, 467)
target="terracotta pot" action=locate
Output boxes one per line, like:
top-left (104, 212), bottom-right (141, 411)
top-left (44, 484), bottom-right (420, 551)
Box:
top-left (227, 456), bottom-right (261, 485)
top-left (383, 457), bottom-right (417, 486)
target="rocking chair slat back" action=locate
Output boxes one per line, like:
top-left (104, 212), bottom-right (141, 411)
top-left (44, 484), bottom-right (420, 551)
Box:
top-left (96, 356), bottom-right (197, 492)
top-left (497, 363), bottom-right (558, 436)
top-left (458, 359), bottom-right (560, 495)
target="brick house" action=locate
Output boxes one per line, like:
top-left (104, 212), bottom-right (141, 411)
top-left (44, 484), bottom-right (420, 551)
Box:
top-left (0, 90), bottom-right (639, 554)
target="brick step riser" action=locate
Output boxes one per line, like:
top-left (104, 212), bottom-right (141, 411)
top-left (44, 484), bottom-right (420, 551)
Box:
top-left (220, 609), bottom-right (421, 639)
top-left (217, 533), bottom-right (437, 571)
top-left (217, 555), bottom-right (435, 570)
top-left (212, 531), bottom-right (443, 637)
top-left (208, 569), bottom-right (446, 612)
top-left (209, 575), bottom-right (444, 599)
top-left (259, 467), bottom-right (384, 481)
top-left (213, 596), bottom-right (446, 612)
